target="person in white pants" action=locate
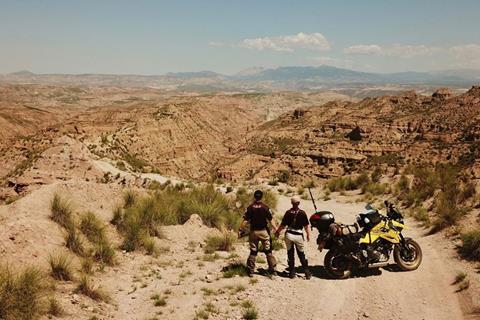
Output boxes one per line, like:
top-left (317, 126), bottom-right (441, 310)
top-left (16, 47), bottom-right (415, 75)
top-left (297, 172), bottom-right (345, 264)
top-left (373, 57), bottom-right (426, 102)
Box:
top-left (275, 196), bottom-right (311, 279)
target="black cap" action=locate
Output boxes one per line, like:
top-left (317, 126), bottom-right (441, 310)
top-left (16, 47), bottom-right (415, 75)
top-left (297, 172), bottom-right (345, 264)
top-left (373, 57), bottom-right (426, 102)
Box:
top-left (253, 190), bottom-right (263, 200)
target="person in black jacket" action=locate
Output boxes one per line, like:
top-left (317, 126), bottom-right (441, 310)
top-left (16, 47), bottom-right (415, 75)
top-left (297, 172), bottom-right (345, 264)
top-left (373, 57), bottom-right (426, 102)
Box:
top-left (238, 190), bottom-right (278, 276)
top-left (275, 196), bottom-right (311, 279)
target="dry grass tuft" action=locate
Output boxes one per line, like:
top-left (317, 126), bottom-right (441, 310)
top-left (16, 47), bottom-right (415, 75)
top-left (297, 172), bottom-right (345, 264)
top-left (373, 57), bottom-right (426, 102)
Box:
top-left (48, 253), bottom-right (74, 281)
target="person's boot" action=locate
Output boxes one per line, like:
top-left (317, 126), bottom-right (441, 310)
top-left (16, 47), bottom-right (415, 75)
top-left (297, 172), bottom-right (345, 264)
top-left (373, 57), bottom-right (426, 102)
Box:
top-left (299, 252), bottom-right (311, 280)
top-left (287, 247), bottom-right (295, 278)
top-left (246, 254), bottom-right (256, 277)
top-left (266, 253), bottom-right (277, 277)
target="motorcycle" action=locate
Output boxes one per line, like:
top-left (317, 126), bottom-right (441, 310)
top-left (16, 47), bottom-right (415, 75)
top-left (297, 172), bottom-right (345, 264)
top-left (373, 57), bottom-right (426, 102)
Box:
top-left (310, 200), bottom-right (422, 279)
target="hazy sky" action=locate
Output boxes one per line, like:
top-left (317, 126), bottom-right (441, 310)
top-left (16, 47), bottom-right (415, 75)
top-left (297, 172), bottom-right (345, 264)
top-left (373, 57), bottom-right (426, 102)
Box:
top-left (1, 0), bottom-right (479, 74)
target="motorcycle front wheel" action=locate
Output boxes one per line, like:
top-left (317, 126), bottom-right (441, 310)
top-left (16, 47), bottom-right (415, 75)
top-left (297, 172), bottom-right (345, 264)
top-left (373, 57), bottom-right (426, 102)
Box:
top-left (393, 238), bottom-right (422, 271)
top-left (324, 250), bottom-right (352, 279)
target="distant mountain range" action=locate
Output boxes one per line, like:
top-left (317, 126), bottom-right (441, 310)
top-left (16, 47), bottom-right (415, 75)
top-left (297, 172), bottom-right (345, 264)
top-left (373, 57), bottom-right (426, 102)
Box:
top-left (1, 66), bottom-right (479, 91)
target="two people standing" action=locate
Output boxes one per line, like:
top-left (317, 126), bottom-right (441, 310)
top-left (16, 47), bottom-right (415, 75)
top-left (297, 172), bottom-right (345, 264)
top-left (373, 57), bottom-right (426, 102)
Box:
top-left (239, 190), bottom-right (311, 279)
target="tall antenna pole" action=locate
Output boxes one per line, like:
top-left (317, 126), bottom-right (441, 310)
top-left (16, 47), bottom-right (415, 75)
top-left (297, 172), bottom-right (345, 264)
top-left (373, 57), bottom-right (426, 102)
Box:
top-left (308, 187), bottom-right (318, 212)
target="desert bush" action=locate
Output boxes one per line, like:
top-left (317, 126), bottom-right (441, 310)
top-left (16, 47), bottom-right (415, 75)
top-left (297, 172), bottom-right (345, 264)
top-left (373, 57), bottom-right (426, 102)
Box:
top-left (371, 167), bottom-right (382, 183)
top-left (410, 207), bottom-right (430, 226)
top-left (325, 173), bottom-right (370, 192)
top-left (459, 230), bottom-right (480, 261)
top-left (204, 231), bottom-right (236, 253)
top-left (81, 258), bottom-right (94, 274)
top-left (361, 182), bottom-right (388, 196)
top-left (243, 306), bottom-right (258, 320)
top-left (64, 224), bottom-right (86, 256)
top-left (276, 170), bottom-right (290, 183)
top-left (460, 182), bottom-right (476, 203)
top-left (50, 193), bottom-right (73, 228)
top-left (92, 239), bottom-right (115, 265)
top-left (453, 271), bottom-right (467, 284)
top-left (75, 275), bottom-right (108, 301)
top-left (143, 237), bottom-right (158, 256)
top-left (47, 297), bottom-right (64, 317)
top-left (79, 211), bottom-right (106, 243)
top-left (123, 190), bottom-right (138, 208)
top-left (396, 175), bottom-right (410, 194)
top-left (0, 266), bottom-right (50, 320)
top-left (48, 253), bottom-right (74, 281)
top-left (117, 184), bottom-right (257, 252)
top-left (111, 206), bottom-right (124, 226)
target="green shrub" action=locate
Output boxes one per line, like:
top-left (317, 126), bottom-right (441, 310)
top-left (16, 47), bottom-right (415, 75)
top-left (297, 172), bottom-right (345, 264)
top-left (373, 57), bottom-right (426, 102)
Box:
top-left (50, 194), bottom-right (73, 228)
top-left (396, 175), bottom-right (410, 194)
top-left (111, 206), bottom-right (123, 226)
top-left (79, 211), bottom-right (106, 243)
top-left (459, 230), bottom-right (480, 261)
top-left (410, 207), bottom-right (430, 226)
top-left (123, 190), bottom-right (138, 208)
top-left (204, 231), bottom-right (236, 253)
top-left (92, 239), bottom-right (116, 265)
top-left (64, 224), bottom-right (85, 256)
top-left (0, 266), bottom-right (50, 320)
top-left (48, 253), bottom-right (74, 281)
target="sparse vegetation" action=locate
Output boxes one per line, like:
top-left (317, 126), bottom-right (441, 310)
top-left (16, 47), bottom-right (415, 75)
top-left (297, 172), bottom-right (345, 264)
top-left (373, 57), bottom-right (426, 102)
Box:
top-left (50, 193), bottom-right (73, 228)
top-left (92, 239), bottom-right (116, 265)
top-left (222, 262), bottom-right (249, 278)
top-left (75, 275), bottom-right (108, 301)
top-left (123, 190), bottom-right (138, 208)
top-left (64, 224), bottom-right (86, 256)
top-left (47, 297), bottom-right (64, 317)
top-left (459, 229), bottom-right (480, 261)
top-left (204, 231), bottom-right (236, 253)
top-left (48, 253), bottom-right (74, 281)
top-left (241, 300), bottom-right (258, 320)
top-left (150, 293), bottom-right (167, 307)
top-left (0, 266), bottom-right (51, 320)
top-left (115, 184), bottom-right (249, 252)
top-left (79, 211), bottom-right (106, 243)
top-left (453, 271), bottom-right (467, 284)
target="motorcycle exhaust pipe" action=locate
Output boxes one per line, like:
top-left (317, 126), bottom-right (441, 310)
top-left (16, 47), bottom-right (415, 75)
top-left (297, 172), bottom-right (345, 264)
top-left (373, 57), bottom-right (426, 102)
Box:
top-left (367, 262), bottom-right (389, 269)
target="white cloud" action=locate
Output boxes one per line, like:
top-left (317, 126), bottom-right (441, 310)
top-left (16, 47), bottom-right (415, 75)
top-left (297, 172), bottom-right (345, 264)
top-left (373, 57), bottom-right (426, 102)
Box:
top-left (343, 44), bottom-right (382, 55)
top-left (210, 32), bottom-right (331, 52)
top-left (449, 44), bottom-right (480, 66)
top-left (344, 44), bottom-right (440, 58)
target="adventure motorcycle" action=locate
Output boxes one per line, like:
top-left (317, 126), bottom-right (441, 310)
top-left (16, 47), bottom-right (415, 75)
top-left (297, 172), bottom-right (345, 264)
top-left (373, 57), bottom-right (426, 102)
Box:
top-left (309, 198), bottom-right (422, 279)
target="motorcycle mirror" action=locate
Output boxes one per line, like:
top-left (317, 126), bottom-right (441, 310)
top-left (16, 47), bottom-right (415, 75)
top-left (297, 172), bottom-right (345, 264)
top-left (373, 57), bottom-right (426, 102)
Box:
top-left (365, 203), bottom-right (373, 210)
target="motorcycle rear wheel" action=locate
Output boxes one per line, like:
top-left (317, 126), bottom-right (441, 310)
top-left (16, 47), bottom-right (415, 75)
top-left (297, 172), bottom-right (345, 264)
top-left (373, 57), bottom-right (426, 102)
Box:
top-left (324, 250), bottom-right (352, 279)
top-left (393, 238), bottom-right (422, 271)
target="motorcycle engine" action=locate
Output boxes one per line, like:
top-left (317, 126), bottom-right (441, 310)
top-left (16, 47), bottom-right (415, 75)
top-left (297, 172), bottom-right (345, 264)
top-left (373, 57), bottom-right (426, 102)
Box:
top-left (363, 241), bottom-right (390, 263)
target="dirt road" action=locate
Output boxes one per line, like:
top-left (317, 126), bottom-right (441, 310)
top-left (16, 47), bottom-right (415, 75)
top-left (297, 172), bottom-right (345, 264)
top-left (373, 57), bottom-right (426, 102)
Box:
top-left (249, 194), bottom-right (465, 320)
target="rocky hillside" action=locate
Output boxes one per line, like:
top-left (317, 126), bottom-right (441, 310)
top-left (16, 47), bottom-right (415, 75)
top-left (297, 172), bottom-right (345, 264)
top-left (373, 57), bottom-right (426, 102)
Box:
top-left (0, 85), bottom-right (351, 198)
top-left (218, 87), bottom-right (480, 184)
